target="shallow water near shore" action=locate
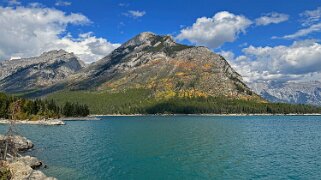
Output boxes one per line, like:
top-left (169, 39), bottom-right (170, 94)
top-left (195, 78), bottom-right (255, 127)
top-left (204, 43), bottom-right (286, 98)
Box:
top-left (1, 115), bottom-right (321, 179)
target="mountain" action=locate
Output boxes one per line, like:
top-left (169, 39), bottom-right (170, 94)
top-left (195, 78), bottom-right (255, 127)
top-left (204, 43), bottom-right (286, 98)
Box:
top-left (249, 81), bottom-right (321, 106)
top-left (66, 32), bottom-right (259, 100)
top-left (0, 50), bottom-right (85, 93)
top-left (1, 32), bottom-right (320, 114)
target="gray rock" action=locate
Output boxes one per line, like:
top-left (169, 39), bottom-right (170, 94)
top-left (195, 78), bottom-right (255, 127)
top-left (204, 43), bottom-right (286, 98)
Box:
top-left (29, 170), bottom-right (57, 180)
top-left (0, 134), bottom-right (34, 151)
top-left (8, 161), bottom-right (56, 180)
top-left (17, 156), bottom-right (42, 169)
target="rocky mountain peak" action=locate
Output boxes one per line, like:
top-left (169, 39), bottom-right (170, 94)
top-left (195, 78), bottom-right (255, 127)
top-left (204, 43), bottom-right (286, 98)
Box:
top-left (120, 32), bottom-right (178, 51)
top-left (69, 32), bottom-right (259, 101)
top-left (0, 49), bottom-right (85, 93)
top-left (121, 32), bottom-right (156, 48)
top-left (40, 49), bottom-right (68, 56)
top-left (136, 32), bottom-right (156, 40)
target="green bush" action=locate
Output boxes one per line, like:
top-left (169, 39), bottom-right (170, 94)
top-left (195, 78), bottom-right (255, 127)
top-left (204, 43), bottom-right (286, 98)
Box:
top-left (0, 165), bottom-right (11, 180)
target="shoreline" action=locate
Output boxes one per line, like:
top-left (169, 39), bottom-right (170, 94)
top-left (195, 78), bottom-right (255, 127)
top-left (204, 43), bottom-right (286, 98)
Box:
top-left (0, 134), bottom-right (56, 179)
top-left (0, 113), bottom-right (320, 125)
top-left (0, 119), bottom-right (65, 125)
top-left (60, 116), bottom-right (101, 121)
top-left (94, 113), bottom-right (321, 117)
top-left (0, 116), bottom-right (101, 125)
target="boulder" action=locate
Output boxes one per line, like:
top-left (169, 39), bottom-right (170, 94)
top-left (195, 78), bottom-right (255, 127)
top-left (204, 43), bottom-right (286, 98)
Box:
top-left (29, 170), bottom-right (57, 180)
top-left (0, 134), bottom-right (34, 151)
top-left (8, 161), bottom-right (33, 180)
top-left (17, 156), bottom-right (42, 169)
top-left (8, 161), bottom-right (56, 180)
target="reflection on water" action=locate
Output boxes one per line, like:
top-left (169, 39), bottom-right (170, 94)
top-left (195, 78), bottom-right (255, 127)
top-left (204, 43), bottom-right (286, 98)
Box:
top-left (1, 115), bottom-right (321, 179)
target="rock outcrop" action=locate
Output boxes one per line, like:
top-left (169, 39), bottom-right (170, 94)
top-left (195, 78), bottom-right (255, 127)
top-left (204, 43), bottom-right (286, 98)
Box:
top-left (16, 156), bottom-right (42, 169)
top-left (7, 161), bottom-right (56, 180)
top-left (0, 135), bottom-right (56, 180)
top-left (0, 134), bottom-right (33, 151)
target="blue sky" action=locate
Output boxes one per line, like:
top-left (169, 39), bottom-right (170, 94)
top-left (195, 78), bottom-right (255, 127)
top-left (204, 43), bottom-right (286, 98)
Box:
top-left (0, 0), bottom-right (321, 83)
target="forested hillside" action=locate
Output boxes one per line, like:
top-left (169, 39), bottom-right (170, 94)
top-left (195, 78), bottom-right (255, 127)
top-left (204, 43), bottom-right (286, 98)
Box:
top-left (47, 89), bottom-right (321, 115)
top-left (0, 92), bottom-right (89, 120)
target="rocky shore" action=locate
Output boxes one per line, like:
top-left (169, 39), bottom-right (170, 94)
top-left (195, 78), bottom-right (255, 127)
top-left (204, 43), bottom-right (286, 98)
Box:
top-left (0, 119), bottom-right (65, 125)
top-left (0, 116), bottom-right (102, 125)
top-left (0, 134), bottom-right (33, 151)
top-left (0, 134), bottom-right (56, 180)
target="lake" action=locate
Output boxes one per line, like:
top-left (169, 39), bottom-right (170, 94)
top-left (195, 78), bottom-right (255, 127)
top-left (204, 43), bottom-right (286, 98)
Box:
top-left (1, 115), bottom-right (321, 179)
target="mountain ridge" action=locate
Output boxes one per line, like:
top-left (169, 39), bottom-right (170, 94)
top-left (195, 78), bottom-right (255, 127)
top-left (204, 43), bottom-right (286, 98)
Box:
top-left (249, 81), bottom-right (321, 106)
top-left (3, 32), bottom-right (321, 114)
top-left (0, 49), bottom-right (85, 93)
top-left (0, 32), bottom-right (261, 102)
top-left (64, 32), bottom-right (260, 100)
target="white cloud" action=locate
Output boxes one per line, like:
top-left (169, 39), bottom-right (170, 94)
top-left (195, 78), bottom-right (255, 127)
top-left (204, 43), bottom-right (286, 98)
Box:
top-left (300, 7), bottom-right (321, 26)
top-left (176, 11), bottom-right (252, 49)
top-left (7, 0), bottom-right (20, 6)
top-left (282, 23), bottom-right (321, 39)
top-left (219, 51), bottom-right (235, 62)
top-left (55, 1), bottom-right (72, 6)
top-left (219, 40), bottom-right (321, 83)
top-left (255, 12), bottom-right (289, 26)
top-left (0, 6), bottom-right (119, 63)
top-left (280, 7), bottom-right (321, 39)
top-left (124, 10), bottom-right (146, 18)
top-left (118, 3), bottom-right (129, 7)
top-left (55, 33), bottom-right (121, 63)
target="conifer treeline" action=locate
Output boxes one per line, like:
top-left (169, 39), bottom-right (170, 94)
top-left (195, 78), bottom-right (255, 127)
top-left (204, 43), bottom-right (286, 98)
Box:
top-left (47, 89), bottom-right (321, 115)
top-left (144, 97), bottom-right (321, 114)
top-left (0, 92), bottom-right (89, 120)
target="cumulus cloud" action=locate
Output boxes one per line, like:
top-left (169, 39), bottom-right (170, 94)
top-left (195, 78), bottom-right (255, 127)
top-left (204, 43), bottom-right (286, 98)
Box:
top-left (0, 6), bottom-right (119, 63)
top-left (124, 10), bottom-right (146, 18)
top-left (255, 12), bottom-right (289, 26)
top-left (55, 33), bottom-right (121, 63)
top-left (219, 40), bottom-right (321, 83)
top-left (55, 1), bottom-right (72, 7)
top-left (176, 11), bottom-right (252, 49)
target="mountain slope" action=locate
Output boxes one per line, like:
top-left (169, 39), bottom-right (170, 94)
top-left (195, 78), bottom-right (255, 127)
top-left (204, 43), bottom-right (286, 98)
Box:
top-left (0, 33), bottom-right (321, 114)
top-left (250, 81), bottom-right (321, 106)
top-left (68, 32), bottom-right (260, 100)
top-left (0, 50), bottom-right (85, 93)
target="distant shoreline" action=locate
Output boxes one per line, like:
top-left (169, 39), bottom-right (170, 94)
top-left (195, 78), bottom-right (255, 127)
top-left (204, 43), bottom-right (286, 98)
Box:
top-left (0, 116), bottom-right (102, 125)
top-left (1, 114), bottom-right (320, 126)
top-left (94, 113), bottom-right (321, 117)
top-left (0, 119), bottom-right (65, 125)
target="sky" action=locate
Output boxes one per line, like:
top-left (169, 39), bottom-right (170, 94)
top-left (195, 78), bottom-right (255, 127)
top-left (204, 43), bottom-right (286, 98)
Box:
top-left (0, 0), bottom-right (321, 84)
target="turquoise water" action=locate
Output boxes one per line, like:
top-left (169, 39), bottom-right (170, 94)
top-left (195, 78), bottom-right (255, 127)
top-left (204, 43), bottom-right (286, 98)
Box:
top-left (1, 115), bottom-right (321, 179)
